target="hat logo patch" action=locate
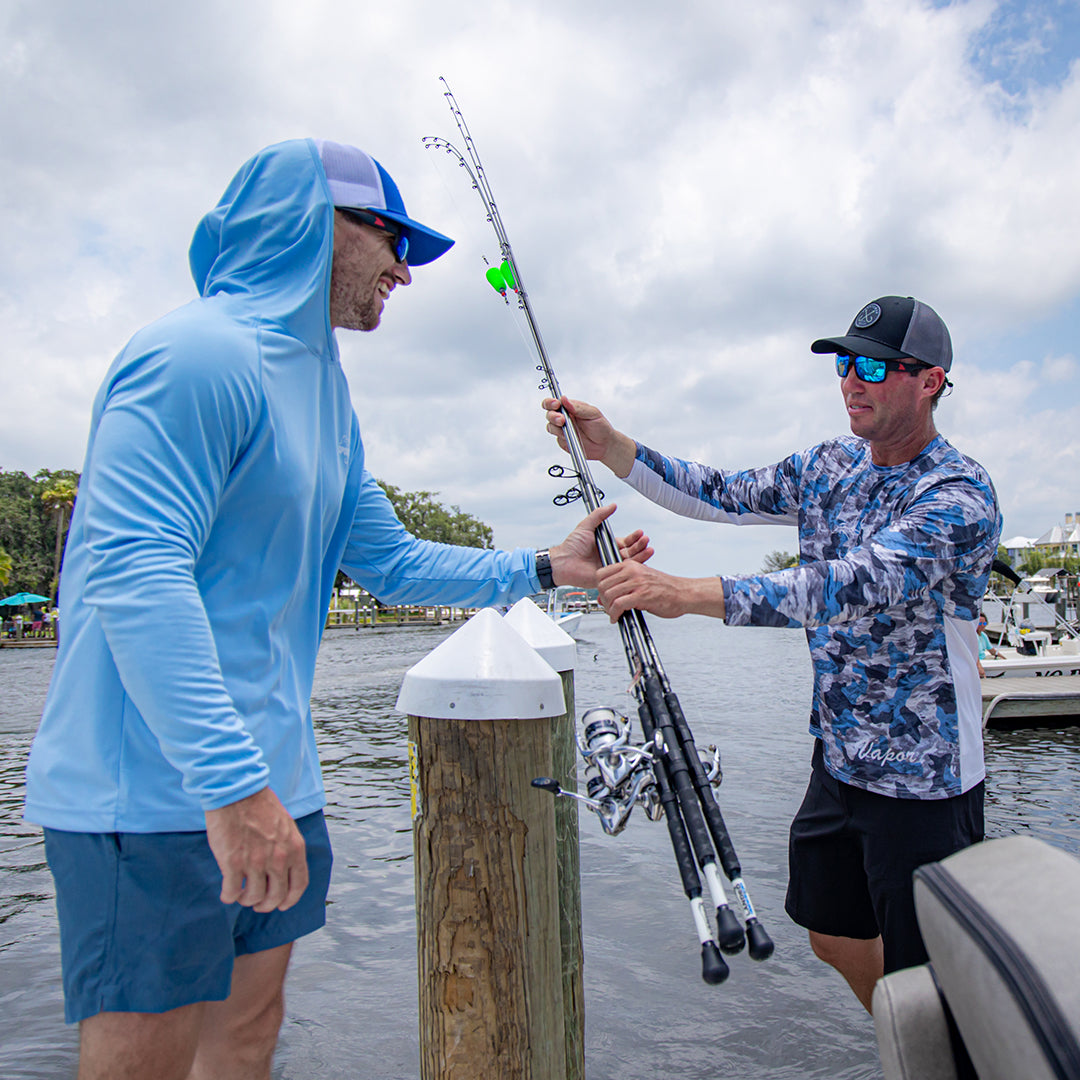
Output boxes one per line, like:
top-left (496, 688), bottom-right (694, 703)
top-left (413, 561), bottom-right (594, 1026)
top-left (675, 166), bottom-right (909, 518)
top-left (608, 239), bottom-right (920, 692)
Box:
top-left (854, 303), bottom-right (881, 328)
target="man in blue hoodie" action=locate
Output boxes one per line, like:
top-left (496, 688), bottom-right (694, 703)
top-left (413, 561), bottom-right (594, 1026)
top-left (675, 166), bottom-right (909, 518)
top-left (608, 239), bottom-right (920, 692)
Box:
top-left (25, 139), bottom-right (644, 1078)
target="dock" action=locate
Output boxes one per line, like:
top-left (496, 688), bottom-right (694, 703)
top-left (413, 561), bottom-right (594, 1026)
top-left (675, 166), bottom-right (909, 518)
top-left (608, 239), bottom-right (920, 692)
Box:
top-left (982, 675), bottom-right (1080, 729)
top-left (324, 604), bottom-right (477, 630)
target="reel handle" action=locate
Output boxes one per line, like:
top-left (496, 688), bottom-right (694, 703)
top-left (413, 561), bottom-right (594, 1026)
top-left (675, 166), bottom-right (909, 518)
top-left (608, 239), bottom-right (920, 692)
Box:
top-left (532, 776), bottom-right (608, 816)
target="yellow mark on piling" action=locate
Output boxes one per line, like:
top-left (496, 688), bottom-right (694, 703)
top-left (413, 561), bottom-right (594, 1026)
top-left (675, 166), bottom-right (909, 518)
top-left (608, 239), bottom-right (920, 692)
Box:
top-left (408, 740), bottom-right (422, 820)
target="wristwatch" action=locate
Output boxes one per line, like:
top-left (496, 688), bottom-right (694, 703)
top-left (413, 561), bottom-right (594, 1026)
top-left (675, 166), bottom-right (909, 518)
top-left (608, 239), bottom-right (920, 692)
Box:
top-left (535, 549), bottom-right (555, 591)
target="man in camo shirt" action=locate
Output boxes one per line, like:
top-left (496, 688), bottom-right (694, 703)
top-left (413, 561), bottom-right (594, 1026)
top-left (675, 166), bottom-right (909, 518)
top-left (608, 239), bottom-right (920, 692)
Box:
top-left (543, 296), bottom-right (1001, 1012)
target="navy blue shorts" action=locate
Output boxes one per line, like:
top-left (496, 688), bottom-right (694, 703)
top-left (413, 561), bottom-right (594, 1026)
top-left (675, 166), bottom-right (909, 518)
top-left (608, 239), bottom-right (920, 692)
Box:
top-left (785, 740), bottom-right (984, 974)
top-left (44, 810), bottom-right (332, 1023)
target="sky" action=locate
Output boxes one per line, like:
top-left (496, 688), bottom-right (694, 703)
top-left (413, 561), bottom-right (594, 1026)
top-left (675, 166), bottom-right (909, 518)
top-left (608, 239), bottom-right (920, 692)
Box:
top-left (2, 0), bottom-right (1079, 578)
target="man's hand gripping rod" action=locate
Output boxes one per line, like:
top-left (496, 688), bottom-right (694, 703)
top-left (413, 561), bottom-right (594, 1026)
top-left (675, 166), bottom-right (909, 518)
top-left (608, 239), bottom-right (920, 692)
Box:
top-left (425, 79), bottom-right (773, 983)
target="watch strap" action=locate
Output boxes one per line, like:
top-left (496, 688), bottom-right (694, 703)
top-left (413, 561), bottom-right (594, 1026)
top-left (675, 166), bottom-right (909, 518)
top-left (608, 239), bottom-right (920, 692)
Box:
top-left (535, 549), bottom-right (554, 590)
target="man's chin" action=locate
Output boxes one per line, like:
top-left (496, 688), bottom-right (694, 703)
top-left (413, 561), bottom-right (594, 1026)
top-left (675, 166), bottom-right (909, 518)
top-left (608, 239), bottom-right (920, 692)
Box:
top-left (847, 412), bottom-right (873, 437)
top-left (339, 309), bottom-right (382, 333)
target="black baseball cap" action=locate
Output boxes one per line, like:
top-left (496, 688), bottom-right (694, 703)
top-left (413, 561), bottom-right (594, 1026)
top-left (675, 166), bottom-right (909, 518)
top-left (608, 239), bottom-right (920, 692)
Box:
top-left (811, 296), bottom-right (952, 372)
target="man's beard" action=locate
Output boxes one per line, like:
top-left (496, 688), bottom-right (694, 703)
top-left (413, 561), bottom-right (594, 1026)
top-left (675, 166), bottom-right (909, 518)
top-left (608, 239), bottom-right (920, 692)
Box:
top-left (330, 277), bottom-right (381, 332)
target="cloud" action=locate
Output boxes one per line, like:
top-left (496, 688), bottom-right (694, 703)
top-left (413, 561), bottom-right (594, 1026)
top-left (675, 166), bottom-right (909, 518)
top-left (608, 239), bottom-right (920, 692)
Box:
top-left (2, 0), bottom-right (1079, 575)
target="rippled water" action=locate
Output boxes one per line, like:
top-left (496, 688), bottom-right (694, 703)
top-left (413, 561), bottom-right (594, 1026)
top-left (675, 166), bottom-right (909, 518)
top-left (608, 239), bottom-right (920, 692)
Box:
top-left (2, 616), bottom-right (1079, 1079)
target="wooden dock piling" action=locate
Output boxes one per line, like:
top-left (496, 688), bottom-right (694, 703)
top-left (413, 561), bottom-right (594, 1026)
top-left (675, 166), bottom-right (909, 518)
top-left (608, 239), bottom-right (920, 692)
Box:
top-left (505, 598), bottom-right (584, 1080)
top-left (398, 608), bottom-right (577, 1080)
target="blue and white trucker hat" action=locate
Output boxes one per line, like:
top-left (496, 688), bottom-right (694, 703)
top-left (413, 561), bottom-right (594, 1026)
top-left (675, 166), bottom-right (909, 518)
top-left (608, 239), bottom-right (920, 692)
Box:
top-left (811, 296), bottom-right (953, 371)
top-left (315, 139), bottom-right (454, 266)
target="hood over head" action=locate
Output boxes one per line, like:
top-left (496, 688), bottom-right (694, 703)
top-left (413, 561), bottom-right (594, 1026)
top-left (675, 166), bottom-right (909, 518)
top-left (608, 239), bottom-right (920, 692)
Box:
top-left (189, 139), bottom-right (454, 358)
top-left (190, 139), bottom-right (335, 355)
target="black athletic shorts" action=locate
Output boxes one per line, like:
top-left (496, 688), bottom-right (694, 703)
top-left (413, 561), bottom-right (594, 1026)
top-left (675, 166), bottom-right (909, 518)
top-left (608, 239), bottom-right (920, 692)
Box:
top-left (785, 739), bottom-right (984, 974)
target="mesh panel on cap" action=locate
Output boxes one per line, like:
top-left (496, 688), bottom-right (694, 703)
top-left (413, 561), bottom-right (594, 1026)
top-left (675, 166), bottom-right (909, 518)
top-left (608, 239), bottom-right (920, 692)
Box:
top-left (314, 139), bottom-right (386, 211)
top-left (901, 300), bottom-right (952, 370)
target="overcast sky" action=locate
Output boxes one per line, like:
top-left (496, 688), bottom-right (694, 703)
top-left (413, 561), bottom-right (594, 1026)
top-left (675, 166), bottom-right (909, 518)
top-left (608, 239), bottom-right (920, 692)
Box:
top-left (3, 0), bottom-right (1078, 577)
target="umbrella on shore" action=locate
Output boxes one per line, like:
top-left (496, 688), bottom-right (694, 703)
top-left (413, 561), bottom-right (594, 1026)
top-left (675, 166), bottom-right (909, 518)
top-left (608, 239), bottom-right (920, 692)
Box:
top-left (0, 593), bottom-right (50, 606)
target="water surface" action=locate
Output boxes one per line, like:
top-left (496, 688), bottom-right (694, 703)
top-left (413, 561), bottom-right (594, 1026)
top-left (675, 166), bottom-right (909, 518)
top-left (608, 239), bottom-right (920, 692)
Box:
top-left (2, 616), bottom-right (1078, 1078)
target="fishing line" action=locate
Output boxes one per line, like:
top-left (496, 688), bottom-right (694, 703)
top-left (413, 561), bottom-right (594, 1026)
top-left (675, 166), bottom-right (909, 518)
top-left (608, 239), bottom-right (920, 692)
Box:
top-left (425, 76), bottom-right (773, 984)
top-left (424, 134), bottom-right (540, 375)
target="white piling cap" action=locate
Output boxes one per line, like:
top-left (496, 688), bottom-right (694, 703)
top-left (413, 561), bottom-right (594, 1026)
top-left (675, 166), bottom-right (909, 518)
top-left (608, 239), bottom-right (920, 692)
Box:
top-left (504, 597), bottom-right (576, 673)
top-left (395, 607), bottom-right (565, 720)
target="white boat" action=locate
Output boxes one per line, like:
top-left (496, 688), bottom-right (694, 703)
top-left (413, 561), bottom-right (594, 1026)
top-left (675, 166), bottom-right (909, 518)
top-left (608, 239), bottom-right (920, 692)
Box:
top-left (981, 567), bottom-right (1079, 677)
top-left (981, 638), bottom-right (1080, 678)
top-left (552, 611), bottom-right (583, 637)
top-left (545, 587), bottom-right (592, 639)
top-left (981, 582), bottom-right (1067, 637)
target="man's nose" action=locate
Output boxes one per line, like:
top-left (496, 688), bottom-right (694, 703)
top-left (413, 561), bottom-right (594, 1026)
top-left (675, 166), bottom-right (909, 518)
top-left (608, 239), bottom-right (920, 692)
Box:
top-left (841, 366), bottom-right (861, 392)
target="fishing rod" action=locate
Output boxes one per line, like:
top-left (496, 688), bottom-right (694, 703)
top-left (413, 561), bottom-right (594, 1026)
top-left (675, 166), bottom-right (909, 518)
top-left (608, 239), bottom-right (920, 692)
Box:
top-left (424, 78), bottom-right (773, 984)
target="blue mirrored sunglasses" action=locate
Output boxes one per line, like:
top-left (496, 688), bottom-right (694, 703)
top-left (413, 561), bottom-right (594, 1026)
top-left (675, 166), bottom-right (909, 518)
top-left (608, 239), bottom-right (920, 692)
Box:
top-left (336, 207), bottom-right (409, 263)
top-left (835, 353), bottom-right (926, 383)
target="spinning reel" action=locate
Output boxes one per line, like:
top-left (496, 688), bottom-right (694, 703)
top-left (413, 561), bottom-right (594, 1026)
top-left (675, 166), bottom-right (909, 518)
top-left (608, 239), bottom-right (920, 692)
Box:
top-left (533, 708), bottom-right (723, 837)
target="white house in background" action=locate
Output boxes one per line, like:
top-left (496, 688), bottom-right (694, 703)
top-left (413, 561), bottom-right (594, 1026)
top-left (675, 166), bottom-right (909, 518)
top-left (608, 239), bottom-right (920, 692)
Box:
top-left (1002, 535), bottom-right (1036, 564)
top-left (1033, 512), bottom-right (1080, 560)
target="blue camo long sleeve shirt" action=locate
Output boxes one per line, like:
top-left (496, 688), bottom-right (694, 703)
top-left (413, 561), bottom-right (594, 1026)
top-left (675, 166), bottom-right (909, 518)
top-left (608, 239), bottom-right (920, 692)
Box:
top-left (625, 435), bottom-right (1002, 799)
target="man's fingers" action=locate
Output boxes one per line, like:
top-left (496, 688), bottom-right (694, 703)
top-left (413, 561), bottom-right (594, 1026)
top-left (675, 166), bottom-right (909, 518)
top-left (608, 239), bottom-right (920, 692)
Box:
top-left (206, 787), bottom-right (308, 913)
top-left (238, 863), bottom-right (271, 910)
top-left (597, 561), bottom-right (665, 621)
top-left (231, 837), bottom-right (307, 912)
top-left (219, 865), bottom-right (245, 906)
top-left (282, 860), bottom-right (310, 912)
top-left (250, 850), bottom-right (289, 912)
top-left (597, 563), bottom-right (633, 619)
top-left (266, 834), bottom-right (309, 912)
top-left (584, 503), bottom-right (617, 528)
top-left (617, 529), bottom-right (653, 564)
top-left (543, 395), bottom-right (591, 429)
top-left (543, 396), bottom-right (568, 431)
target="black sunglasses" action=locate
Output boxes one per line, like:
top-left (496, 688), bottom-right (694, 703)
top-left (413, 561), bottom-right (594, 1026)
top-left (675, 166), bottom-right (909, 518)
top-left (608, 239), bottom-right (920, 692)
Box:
top-left (336, 207), bottom-right (409, 263)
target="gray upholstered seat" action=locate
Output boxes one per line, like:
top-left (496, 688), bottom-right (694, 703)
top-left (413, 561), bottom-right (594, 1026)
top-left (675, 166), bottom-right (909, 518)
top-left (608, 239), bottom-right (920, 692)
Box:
top-left (874, 835), bottom-right (1080, 1080)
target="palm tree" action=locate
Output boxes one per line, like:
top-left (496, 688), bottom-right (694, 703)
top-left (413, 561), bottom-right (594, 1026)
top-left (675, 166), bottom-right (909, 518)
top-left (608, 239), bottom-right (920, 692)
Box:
top-left (0, 547), bottom-right (11, 587)
top-left (41, 479), bottom-right (78, 602)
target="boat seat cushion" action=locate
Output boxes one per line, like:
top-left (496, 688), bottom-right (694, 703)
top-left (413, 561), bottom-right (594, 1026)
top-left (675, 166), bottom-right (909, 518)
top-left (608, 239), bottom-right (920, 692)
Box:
top-left (913, 835), bottom-right (1080, 1080)
top-left (873, 964), bottom-right (961, 1080)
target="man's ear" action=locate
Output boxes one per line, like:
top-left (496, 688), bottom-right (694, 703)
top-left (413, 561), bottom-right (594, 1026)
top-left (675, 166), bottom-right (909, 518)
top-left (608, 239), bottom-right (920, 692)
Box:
top-left (922, 367), bottom-right (946, 397)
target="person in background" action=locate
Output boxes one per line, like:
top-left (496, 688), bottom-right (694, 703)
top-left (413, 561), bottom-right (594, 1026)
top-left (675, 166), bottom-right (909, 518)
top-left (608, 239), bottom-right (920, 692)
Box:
top-left (544, 296), bottom-right (1001, 1013)
top-left (25, 138), bottom-right (650, 1080)
top-left (976, 612), bottom-right (1005, 676)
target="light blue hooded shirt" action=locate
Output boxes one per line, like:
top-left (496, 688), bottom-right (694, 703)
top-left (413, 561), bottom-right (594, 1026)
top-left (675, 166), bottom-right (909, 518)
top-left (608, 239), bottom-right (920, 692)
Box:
top-left (25, 139), bottom-right (541, 833)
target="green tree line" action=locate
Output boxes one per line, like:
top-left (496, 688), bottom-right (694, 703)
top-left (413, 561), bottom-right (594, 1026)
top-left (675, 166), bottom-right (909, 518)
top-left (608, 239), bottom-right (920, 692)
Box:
top-left (0, 469), bottom-right (79, 598)
top-left (0, 468), bottom-right (493, 597)
top-left (375, 481), bottom-right (493, 549)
